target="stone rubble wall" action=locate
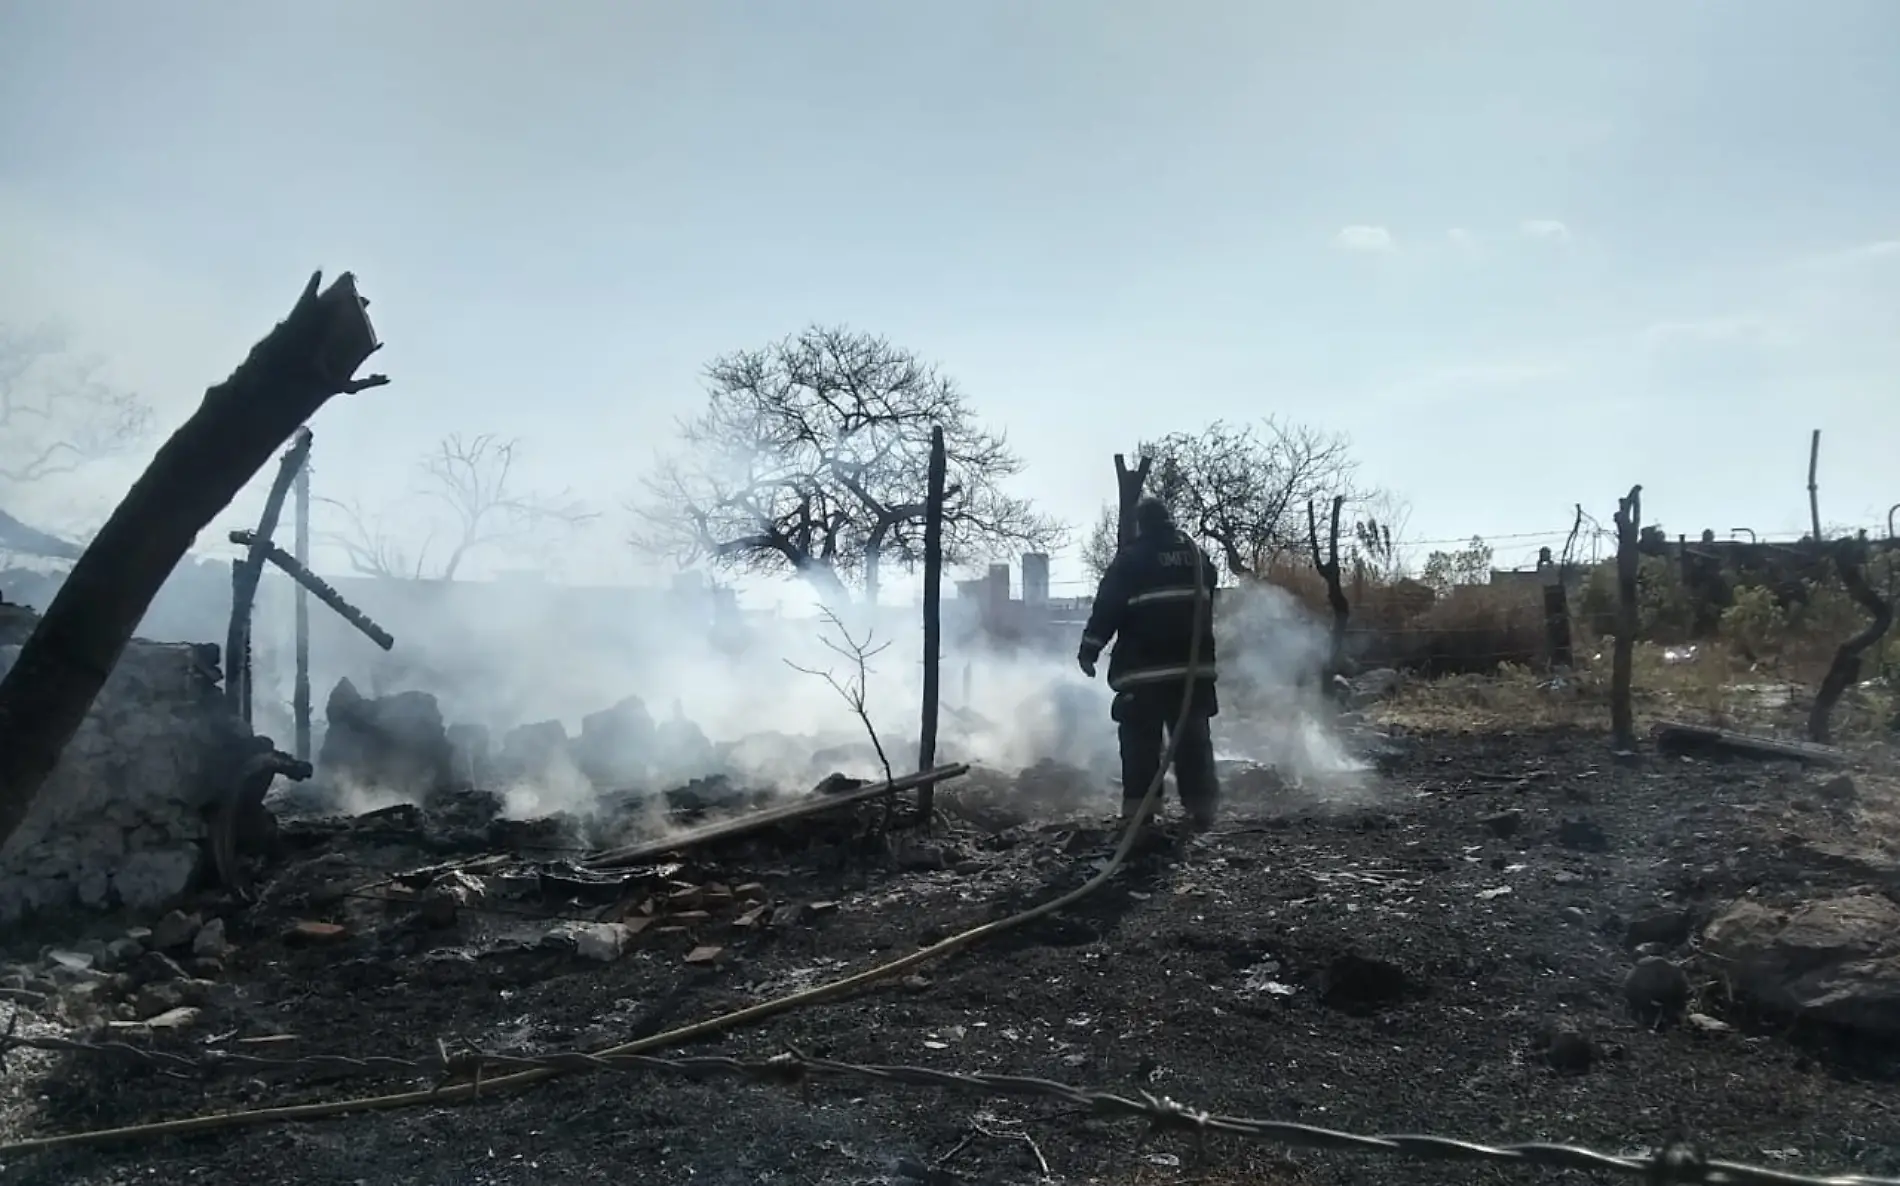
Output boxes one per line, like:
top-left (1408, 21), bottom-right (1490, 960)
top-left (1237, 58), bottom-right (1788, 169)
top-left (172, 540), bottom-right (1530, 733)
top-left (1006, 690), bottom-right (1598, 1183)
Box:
top-left (0, 638), bottom-right (244, 923)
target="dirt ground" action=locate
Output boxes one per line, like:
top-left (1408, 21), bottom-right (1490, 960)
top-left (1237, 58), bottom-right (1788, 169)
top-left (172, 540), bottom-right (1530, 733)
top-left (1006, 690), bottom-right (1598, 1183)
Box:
top-left (2, 712), bottom-right (1898, 1186)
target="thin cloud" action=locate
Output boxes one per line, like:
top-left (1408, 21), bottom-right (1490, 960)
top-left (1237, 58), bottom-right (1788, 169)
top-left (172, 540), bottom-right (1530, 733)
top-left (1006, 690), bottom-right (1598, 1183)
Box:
top-left (1446, 228), bottom-right (1476, 247)
top-left (1641, 315), bottom-right (1792, 348)
top-left (1520, 219), bottom-right (1571, 242)
top-left (1335, 225), bottom-right (1396, 252)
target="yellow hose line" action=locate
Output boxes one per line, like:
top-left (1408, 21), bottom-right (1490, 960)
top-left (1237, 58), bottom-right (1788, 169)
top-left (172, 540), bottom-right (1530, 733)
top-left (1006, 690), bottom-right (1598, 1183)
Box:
top-left (0, 552), bottom-right (1210, 1157)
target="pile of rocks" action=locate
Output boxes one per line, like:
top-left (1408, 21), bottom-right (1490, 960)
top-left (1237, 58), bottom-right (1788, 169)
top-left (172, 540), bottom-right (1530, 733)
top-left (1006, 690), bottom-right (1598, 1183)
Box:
top-left (5, 908), bottom-right (237, 1031)
top-left (0, 632), bottom-right (252, 923)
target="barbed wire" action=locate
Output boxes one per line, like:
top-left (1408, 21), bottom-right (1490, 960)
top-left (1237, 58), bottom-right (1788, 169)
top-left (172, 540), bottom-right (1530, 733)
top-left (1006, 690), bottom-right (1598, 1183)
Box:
top-left (0, 1024), bottom-right (1892, 1184)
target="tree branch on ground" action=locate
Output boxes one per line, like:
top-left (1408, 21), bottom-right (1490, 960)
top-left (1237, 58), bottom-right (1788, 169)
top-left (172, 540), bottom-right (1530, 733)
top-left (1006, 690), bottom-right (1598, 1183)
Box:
top-left (319, 433), bottom-right (596, 579)
top-left (630, 326), bottom-right (1064, 604)
top-left (785, 607), bottom-right (896, 786)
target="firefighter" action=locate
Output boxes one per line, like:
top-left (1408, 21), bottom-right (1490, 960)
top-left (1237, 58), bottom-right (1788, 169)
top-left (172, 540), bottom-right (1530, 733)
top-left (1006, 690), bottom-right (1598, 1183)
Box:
top-left (1076, 496), bottom-right (1221, 830)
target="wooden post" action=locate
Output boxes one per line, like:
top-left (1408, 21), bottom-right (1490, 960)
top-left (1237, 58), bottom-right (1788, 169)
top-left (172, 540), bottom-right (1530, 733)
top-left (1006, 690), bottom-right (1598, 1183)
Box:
top-left (1113, 452), bottom-right (1152, 547)
top-left (1611, 485), bottom-right (1643, 752)
top-left (916, 426), bottom-right (946, 823)
top-left (293, 447), bottom-right (313, 762)
top-left (227, 428), bottom-right (313, 724)
top-left (1807, 429), bottom-right (1822, 543)
top-left (0, 271), bottom-right (385, 850)
top-left (228, 559), bottom-right (248, 719)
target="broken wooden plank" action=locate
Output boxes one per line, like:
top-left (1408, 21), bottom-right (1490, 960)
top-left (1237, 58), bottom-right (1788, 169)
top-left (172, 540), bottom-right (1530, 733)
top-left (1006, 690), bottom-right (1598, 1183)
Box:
top-left (1651, 719), bottom-right (1845, 767)
top-left (583, 763), bottom-right (971, 870)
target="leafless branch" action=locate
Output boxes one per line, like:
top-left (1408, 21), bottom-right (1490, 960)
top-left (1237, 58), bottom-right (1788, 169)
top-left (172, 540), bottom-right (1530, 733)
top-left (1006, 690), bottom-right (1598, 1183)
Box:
top-left (0, 323), bottom-right (155, 490)
top-left (319, 434), bottom-right (596, 580)
top-left (1142, 417), bottom-right (1358, 578)
top-left (785, 606), bottom-right (895, 785)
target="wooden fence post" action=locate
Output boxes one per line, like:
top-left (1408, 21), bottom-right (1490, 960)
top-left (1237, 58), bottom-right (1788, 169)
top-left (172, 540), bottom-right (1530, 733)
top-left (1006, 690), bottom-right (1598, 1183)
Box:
top-left (1611, 485), bottom-right (1643, 752)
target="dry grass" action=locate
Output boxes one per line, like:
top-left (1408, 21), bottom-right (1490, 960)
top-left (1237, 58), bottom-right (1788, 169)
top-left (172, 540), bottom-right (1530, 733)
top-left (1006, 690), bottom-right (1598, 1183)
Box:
top-left (1254, 560), bottom-right (1550, 676)
top-left (1368, 639), bottom-right (1897, 741)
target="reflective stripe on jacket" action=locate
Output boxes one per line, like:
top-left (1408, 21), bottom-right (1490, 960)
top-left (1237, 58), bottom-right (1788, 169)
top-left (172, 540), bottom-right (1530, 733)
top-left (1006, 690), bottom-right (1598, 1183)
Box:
top-left (1077, 529), bottom-right (1219, 692)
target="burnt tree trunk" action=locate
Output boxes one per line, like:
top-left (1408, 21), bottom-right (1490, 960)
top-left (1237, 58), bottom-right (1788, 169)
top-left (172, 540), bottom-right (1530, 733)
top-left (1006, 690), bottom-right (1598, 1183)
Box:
top-left (915, 426), bottom-right (948, 823)
top-left (1548, 503), bottom-right (1584, 668)
top-left (1114, 452), bottom-right (1152, 547)
top-left (1611, 485), bottom-right (1643, 751)
top-left (293, 450), bottom-right (313, 762)
top-left (227, 428), bottom-right (312, 725)
top-left (1808, 541), bottom-right (1894, 744)
top-left (0, 271), bottom-right (385, 851)
top-left (1306, 495), bottom-right (1350, 676)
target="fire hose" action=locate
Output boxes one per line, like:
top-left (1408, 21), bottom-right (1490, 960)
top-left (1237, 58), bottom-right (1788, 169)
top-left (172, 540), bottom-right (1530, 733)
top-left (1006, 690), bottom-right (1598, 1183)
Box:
top-left (0, 551), bottom-right (1211, 1156)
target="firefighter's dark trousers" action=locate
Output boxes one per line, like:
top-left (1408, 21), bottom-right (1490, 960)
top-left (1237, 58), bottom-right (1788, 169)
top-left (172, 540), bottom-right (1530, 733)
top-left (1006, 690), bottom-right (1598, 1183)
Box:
top-left (1113, 686), bottom-right (1219, 827)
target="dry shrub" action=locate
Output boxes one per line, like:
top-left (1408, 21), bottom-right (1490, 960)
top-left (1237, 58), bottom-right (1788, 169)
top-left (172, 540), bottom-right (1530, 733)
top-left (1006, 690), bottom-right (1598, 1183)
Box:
top-left (1252, 558), bottom-right (1544, 676)
top-left (1398, 584), bottom-right (1545, 675)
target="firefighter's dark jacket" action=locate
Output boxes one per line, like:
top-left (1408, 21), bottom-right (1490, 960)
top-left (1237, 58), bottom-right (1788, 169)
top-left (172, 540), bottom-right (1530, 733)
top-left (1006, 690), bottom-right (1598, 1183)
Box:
top-left (1078, 529), bottom-right (1219, 694)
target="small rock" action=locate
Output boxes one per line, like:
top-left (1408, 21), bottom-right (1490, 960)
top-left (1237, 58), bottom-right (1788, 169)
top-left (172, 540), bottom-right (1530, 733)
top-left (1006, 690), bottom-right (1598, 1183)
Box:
top-left (103, 938), bottom-right (145, 969)
top-left (896, 843), bottom-right (948, 872)
top-left (143, 1006), bottom-right (201, 1031)
top-left (683, 945), bottom-right (723, 965)
top-left (1481, 810), bottom-right (1522, 839)
top-left (284, 921), bottom-right (348, 946)
top-left (1686, 1012), bottom-right (1733, 1035)
top-left (45, 950), bottom-right (94, 973)
top-left (133, 982), bottom-right (188, 1020)
top-left (129, 951), bottom-right (189, 987)
top-left (574, 923), bottom-right (634, 962)
top-left (190, 958), bottom-right (225, 978)
top-left (1556, 817), bottom-right (1611, 853)
top-left (150, 910), bottom-right (200, 951)
top-left (192, 918), bottom-right (233, 959)
top-left (1545, 1028), bottom-right (1596, 1073)
top-left (1624, 956), bottom-right (1691, 1017)
top-left (1625, 908), bottom-right (1694, 950)
top-left (1320, 952), bottom-right (1411, 1015)
top-left (1816, 774), bottom-right (1857, 804)
top-left (902, 974), bottom-right (933, 992)
top-left (420, 871), bottom-right (486, 928)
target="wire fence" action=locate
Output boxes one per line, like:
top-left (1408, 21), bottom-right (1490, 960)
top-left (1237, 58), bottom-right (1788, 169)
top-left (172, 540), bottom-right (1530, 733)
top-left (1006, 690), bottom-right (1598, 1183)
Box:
top-left (1, 1023), bottom-right (1893, 1185)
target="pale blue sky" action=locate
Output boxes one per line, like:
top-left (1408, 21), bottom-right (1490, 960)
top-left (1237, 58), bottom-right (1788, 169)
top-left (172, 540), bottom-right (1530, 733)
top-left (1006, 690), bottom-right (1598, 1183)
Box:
top-left (3, 0), bottom-right (1896, 600)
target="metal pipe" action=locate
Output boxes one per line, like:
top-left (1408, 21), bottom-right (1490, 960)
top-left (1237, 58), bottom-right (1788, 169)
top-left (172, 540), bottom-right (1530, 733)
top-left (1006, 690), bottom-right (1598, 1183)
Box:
top-left (1889, 504), bottom-right (1898, 539)
top-left (1729, 528), bottom-right (1757, 543)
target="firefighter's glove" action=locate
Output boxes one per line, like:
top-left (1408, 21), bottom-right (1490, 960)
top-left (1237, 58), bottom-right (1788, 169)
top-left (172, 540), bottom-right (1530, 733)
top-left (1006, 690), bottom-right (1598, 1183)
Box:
top-left (1077, 650), bottom-right (1097, 679)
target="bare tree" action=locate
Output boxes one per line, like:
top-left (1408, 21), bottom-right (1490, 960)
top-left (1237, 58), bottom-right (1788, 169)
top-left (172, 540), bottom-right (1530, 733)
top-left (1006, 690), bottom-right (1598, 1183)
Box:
top-left (320, 433), bottom-right (595, 579)
top-left (631, 326), bottom-right (1064, 604)
top-left (0, 323), bottom-right (154, 550)
top-left (1127, 418), bottom-right (1359, 579)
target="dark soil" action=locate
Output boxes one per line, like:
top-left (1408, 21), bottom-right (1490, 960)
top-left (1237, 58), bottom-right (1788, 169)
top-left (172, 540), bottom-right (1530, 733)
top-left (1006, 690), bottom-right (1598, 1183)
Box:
top-left (4, 725), bottom-right (1898, 1186)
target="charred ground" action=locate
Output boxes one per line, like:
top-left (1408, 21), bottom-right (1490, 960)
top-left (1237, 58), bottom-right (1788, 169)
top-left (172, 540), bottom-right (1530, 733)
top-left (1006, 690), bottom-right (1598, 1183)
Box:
top-left (1, 722), bottom-right (1897, 1186)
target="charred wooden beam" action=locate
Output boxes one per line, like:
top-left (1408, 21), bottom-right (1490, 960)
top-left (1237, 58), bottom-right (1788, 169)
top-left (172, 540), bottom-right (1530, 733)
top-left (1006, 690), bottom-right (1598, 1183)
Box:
top-left (229, 530), bottom-right (394, 651)
top-left (584, 763), bottom-right (971, 869)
